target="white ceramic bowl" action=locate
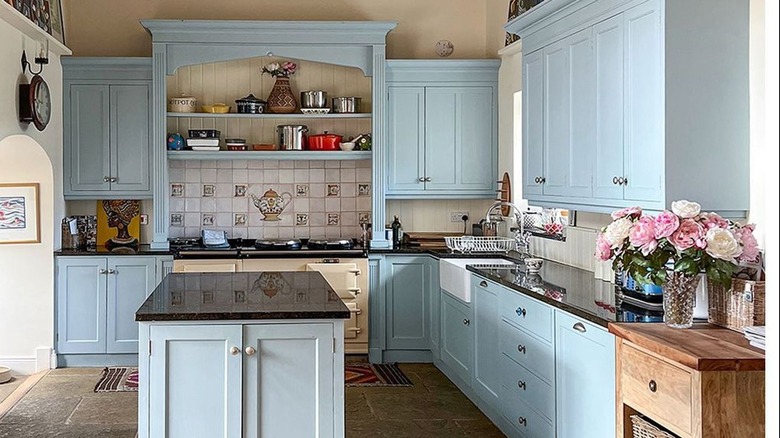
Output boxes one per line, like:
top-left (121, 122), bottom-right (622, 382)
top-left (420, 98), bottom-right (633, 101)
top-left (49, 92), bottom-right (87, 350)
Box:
top-left (339, 142), bottom-right (355, 151)
top-left (524, 257), bottom-right (544, 274)
top-left (0, 366), bottom-right (11, 384)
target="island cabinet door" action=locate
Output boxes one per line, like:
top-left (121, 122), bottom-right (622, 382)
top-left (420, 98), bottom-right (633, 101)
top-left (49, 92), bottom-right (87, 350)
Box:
top-left (242, 323), bottom-right (336, 438)
top-left (149, 325), bottom-right (243, 438)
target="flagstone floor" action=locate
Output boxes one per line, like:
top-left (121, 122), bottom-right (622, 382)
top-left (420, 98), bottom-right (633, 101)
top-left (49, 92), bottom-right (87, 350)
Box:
top-left (0, 364), bottom-right (506, 437)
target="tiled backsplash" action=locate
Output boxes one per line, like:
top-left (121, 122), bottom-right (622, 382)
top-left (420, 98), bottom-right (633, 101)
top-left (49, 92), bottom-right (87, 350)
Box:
top-left (168, 159), bottom-right (372, 240)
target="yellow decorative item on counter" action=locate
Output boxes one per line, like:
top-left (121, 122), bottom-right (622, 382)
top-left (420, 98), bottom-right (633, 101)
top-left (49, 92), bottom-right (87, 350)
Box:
top-left (97, 200), bottom-right (140, 249)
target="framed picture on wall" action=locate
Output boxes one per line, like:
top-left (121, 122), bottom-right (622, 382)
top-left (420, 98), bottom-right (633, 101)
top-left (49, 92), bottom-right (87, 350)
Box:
top-left (0, 183), bottom-right (41, 244)
top-left (48, 0), bottom-right (64, 44)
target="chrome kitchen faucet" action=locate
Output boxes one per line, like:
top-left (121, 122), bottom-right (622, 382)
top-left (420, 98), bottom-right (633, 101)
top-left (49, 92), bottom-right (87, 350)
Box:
top-left (484, 201), bottom-right (532, 256)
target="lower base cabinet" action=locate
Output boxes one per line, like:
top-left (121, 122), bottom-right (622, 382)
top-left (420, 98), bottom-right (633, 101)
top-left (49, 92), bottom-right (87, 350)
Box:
top-left (440, 292), bottom-right (473, 385)
top-left (142, 322), bottom-right (342, 438)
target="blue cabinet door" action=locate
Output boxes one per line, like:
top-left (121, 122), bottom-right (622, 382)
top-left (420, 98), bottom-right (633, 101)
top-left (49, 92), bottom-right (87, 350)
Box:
top-left (623, 1), bottom-right (663, 203)
top-left (243, 323), bottom-right (335, 438)
top-left (387, 86), bottom-right (425, 193)
top-left (472, 276), bottom-right (501, 405)
top-left (106, 256), bottom-right (157, 354)
top-left (555, 311), bottom-right (615, 438)
top-left (543, 28), bottom-right (594, 198)
top-left (522, 49), bottom-right (545, 197)
top-left (110, 84), bottom-right (152, 194)
top-left (440, 292), bottom-right (473, 385)
top-left (593, 14), bottom-right (626, 201)
top-left (149, 325), bottom-right (243, 438)
top-left (428, 259), bottom-right (441, 359)
top-left (425, 86), bottom-right (495, 194)
top-left (56, 257), bottom-right (107, 354)
top-left (385, 257), bottom-right (429, 350)
top-left (66, 84), bottom-right (111, 194)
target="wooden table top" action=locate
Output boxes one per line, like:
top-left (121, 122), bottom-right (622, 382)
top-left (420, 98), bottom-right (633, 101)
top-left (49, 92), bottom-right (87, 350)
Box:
top-left (608, 322), bottom-right (765, 371)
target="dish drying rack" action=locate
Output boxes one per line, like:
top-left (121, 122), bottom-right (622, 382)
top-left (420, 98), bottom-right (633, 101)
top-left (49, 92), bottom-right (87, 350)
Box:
top-left (444, 236), bottom-right (516, 253)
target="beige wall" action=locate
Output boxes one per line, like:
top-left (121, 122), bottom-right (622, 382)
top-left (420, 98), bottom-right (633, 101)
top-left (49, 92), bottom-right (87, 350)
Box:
top-left (63, 0), bottom-right (494, 59)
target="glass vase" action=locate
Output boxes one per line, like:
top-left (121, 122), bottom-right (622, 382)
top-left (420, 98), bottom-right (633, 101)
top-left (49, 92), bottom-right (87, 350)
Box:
top-left (663, 272), bottom-right (701, 328)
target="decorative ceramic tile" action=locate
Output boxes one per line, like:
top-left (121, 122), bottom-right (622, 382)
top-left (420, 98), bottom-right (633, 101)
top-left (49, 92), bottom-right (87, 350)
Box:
top-left (202, 214), bottom-right (215, 226)
top-left (202, 291), bottom-right (214, 304)
top-left (358, 212), bottom-right (371, 225)
top-left (203, 184), bottom-right (216, 197)
top-left (234, 290), bottom-right (246, 303)
top-left (296, 184), bottom-right (309, 197)
top-left (327, 213), bottom-right (340, 226)
top-left (234, 213), bottom-right (247, 226)
top-left (327, 184), bottom-right (341, 197)
top-left (171, 183), bottom-right (184, 197)
top-left (234, 184), bottom-right (247, 197)
top-left (358, 183), bottom-right (371, 196)
top-left (171, 214), bottom-right (183, 227)
top-left (296, 214), bottom-right (309, 226)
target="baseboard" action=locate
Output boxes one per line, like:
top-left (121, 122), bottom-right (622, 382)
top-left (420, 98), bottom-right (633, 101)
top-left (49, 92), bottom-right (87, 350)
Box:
top-left (57, 354), bottom-right (139, 368)
top-left (0, 357), bottom-right (36, 375)
top-left (380, 350), bottom-right (433, 363)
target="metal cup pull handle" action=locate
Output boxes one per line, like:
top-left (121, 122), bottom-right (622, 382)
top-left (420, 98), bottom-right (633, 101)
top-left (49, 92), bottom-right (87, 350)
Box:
top-left (573, 322), bottom-right (587, 333)
top-left (479, 281), bottom-right (488, 287)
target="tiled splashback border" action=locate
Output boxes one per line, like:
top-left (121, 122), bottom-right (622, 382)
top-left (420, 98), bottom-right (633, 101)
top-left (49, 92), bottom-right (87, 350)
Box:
top-left (168, 159), bottom-right (372, 240)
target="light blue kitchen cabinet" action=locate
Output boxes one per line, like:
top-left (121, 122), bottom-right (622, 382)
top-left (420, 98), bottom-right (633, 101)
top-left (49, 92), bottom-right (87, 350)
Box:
top-left (472, 276), bottom-right (501, 406)
top-left (507, 0), bottom-right (750, 217)
top-left (63, 58), bottom-right (153, 200)
top-left (554, 310), bottom-right (615, 438)
top-left (146, 323), bottom-right (337, 438)
top-left (385, 256), bottom-right (430, 351)
top-left (386, 60), bottom-right (499, 199)
top-left (56, 255), bottom-right (159, 358)
top-left (56, 257), bottom-right (107, 354)
top-left (428, 259), bottom-right (441, 359)
top-left (440, 291), bottom-right (473, 385)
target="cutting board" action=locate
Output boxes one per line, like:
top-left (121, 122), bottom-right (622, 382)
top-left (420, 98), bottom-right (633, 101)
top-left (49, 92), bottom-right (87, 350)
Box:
top-left (403, 232), bottom-right (462, 248)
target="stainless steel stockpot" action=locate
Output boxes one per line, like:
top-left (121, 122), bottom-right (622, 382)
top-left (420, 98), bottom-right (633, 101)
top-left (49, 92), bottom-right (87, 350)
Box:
top-left (276, 125), bottom-right (308, 150)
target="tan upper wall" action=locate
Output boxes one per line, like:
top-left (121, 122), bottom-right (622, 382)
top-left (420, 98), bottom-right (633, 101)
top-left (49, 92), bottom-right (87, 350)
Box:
top-left (63, 0), bottom-right (502, 59)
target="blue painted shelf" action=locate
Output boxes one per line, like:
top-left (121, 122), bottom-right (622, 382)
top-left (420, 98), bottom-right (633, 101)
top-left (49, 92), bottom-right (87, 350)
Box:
top-left (167, 150), bottom-right (372, 160)
top-left (167, 112), bottom-right (371, 119)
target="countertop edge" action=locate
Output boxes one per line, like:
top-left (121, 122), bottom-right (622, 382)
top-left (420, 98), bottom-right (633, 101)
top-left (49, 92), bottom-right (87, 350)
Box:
top-left (136, 311), bottom-right (351, 322)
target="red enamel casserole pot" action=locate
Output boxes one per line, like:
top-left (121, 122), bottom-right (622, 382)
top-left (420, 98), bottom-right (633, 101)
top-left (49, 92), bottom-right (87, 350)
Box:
top-left (307, 131), bottom-right (343, 151)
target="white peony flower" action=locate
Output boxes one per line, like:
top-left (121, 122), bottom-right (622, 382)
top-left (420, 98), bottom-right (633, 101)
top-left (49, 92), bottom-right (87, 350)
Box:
top-left (704, 228), bottom-right (742, 262)
top-left (671, 200), bottom-right (701, 219)
top-left (267, 62), bottom-right (280, 71)
top-left (603, 217), bottom-right (633, 248)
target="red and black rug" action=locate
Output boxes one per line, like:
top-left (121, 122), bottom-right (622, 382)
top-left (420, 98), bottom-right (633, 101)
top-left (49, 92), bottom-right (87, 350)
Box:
top-left (95, 363), bottom-right (412, 392)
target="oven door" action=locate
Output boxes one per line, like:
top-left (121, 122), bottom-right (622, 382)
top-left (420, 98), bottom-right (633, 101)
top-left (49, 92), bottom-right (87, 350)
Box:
top-left (173, 259), bottom-right (241, 273)
top-left (306, 262), bottom-right (365, 343)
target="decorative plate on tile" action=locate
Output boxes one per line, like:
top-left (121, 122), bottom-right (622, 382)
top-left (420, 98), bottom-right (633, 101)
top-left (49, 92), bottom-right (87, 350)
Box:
top-left (300, 108), bottom-right (331, 114)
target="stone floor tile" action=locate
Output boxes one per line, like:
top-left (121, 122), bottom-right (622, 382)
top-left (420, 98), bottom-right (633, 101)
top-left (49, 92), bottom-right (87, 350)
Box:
top-left (0, 374), bottom-right (29, 404)
top-left (0, 396), bottom-right (82, 426)
top-left (364, 392), bottom-right (484, 421)
top-left (66, 395), bottom-right (138, 426)
top-left (456, 419), bottom-right (507, 437)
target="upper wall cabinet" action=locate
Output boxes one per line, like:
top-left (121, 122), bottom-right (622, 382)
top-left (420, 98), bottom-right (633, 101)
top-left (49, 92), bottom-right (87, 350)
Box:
top-left (63, 58), bottom-right (153, 200)
top-left (508, 0), bottom-right (750, 217)
top-left (386, 61), bottom-right (500, 199)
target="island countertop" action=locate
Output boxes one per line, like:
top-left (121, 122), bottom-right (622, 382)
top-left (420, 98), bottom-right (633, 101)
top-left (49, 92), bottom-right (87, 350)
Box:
top-left (135, 271), bottom-right (351, 321)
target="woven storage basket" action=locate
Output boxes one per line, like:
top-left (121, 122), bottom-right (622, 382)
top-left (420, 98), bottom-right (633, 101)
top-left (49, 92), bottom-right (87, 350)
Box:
top-left (707, 278), bottom-right (765, 332)
top-left (630, 415), bottom-right (678, 438)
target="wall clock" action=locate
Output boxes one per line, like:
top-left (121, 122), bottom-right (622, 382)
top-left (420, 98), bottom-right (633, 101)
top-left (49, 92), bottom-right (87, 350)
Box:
top-left (19, 74), bottom-right (51, 131)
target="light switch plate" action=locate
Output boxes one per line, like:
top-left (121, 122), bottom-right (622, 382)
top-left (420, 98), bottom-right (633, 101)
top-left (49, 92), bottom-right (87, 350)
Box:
top-left (140, 214), bottom-right (149, 225)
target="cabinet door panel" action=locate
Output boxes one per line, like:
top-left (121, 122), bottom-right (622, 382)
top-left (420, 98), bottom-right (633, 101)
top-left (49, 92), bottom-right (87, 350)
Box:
top-left (56, 257), bottom-right (107, 354)
top-left (473, 278), bottom-right (500, 405)
top-left (106, 257), bottom-right (157, 353)
top-left (440, 293), bottom-right (472, 384)
top-left (387, 86), bottom-right (425, 193)
top-left (623, 2), bottom-right (663, 203)
top-left (428, 260), bottom-right (441, 358)
top-left (68, 85), bottom-right (110, 192)
top-left (386, 258), bottom-right (429, 350)
top-left (555, 311), bottom-right (615, 438)
top-left (593, 15), bottom-right (626, 200)
top-left (243, 324), bottom-right (334, 438)
top-left (522, 50), bottom-right (545, 197)
top-left (110, 84), bottom-right (151, 192)
top-left (149, 325), bottom-right (242, 438)
top-left (424, 88), bottom-right (458, 188)
top-left (543, 28), bottom-right (594, 198)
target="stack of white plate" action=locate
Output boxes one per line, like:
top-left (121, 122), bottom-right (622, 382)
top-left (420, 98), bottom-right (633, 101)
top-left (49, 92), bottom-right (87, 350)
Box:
top-left (186, 138), bottom-right (220, 151)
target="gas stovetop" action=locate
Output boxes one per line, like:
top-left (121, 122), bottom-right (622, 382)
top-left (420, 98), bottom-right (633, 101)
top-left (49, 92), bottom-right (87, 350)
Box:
top-left (170, 237), bottom-right (365, 258)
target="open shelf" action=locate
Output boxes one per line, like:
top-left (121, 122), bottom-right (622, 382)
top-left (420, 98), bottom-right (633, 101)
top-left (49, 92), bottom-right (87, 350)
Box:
top-left (167, 112), bottom-right (371, 119)
top-left (167, 150), bottom-right (372, 161)
top-left (1, 2), bottom-right (71, 55)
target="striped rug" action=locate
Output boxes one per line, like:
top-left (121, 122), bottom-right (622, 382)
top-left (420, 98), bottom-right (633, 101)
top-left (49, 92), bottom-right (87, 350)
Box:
top-left (95, 363), bottom-right (413, 392)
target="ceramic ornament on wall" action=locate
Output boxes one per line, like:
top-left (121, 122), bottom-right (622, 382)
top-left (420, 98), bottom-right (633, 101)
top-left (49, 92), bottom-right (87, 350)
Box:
top-left (250, 189), bottom-right (292, 221)
top-left (97, 200), bottom-right (140, 249)
top-left (435, 40), bottom-right (454, 57)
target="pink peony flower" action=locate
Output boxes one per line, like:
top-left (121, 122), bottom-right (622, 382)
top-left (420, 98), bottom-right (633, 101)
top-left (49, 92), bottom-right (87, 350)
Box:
top-left (639, 239), bottom-right (658, 256)
top-left (670, 219), bottom-right (705, 251)
top-left (653, 210), bottom-right (680, 239)
top-left (595, 233), bottom-right (613, 261)
top-left (700, 212), bottom-right (730, 230)
top-left (629, 216), bottom-right (656, 248)
top-left (611, 206), bottom-right (643, 220)
top-left (736, 225), bottom-right (760, 262)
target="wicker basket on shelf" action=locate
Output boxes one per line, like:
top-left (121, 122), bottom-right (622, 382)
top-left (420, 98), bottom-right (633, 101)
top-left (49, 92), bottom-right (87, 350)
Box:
top-left (707, 278), bottom-right (765, 332)
top-left (630, 415), bottom-right (678, 438)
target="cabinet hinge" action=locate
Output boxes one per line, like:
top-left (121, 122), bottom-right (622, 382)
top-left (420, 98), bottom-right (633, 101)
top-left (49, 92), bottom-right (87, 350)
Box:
top-left (148, 340), bottom-right (152, 357)
top-left (332, 338), bottom-right (336, 354)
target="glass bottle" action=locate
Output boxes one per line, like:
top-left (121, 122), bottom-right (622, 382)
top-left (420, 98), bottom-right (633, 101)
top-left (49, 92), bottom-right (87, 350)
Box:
top-left (391, 215), bottom-right (402, 248)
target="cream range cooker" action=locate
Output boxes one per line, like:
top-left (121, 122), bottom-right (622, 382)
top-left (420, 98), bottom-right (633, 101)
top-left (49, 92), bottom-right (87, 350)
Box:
top-left (170, 238), bottom-right (369, 354)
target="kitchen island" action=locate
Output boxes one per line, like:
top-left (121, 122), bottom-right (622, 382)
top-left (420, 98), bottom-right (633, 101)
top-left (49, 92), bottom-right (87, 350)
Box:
top-left (135, 271), bottom-right (350, 438)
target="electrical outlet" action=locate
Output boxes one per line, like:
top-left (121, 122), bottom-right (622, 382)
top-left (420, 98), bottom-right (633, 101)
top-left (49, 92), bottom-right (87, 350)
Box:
top-left (450, 211), bottom-right (469, 222)
top-left (140, 214), bottom-right (149, 225)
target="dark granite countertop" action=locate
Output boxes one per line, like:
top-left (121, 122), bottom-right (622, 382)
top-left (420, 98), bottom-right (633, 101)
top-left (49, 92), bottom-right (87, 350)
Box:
top-left (370, 246), bottom-right (524, 261)
top-left (55, 245), bottom-right (173, 256)
top-left (467, 261), bottom-right (620, 327)
top-left (136, 271), bottom-right (351, 322)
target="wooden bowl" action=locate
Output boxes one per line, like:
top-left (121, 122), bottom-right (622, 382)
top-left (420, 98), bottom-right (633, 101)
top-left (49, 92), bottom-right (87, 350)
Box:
top-left (252, 144), bottom-right (278, 151)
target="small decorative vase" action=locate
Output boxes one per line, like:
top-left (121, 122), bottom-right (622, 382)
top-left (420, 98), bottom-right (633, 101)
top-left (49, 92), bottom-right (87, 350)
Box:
top-left (267, 77), bottom-right (297, 113)
top-left (663, 272), bottom-right (701, 328)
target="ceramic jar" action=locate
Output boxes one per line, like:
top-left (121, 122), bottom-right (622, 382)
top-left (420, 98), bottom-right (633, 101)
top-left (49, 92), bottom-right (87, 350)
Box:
top-left (266, 77), bottom-right (297, 113)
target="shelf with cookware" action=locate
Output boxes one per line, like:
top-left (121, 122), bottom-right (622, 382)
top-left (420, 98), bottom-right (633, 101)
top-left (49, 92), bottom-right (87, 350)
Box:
top-left (167, 150), bottom-right (372, 160)
top-left (166, 112), bottom-right (372, 119)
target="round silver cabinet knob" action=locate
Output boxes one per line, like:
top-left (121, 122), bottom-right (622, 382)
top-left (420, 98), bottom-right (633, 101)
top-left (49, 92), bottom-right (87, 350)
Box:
top-left (245, 346), bottom-right (257, 356)
top-left (230, 346), bottom-right (240, 356)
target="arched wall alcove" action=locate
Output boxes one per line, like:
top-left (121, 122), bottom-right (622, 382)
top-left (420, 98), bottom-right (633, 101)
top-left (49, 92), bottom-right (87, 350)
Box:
top-left (0, 134), bottom-right (55, 373)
